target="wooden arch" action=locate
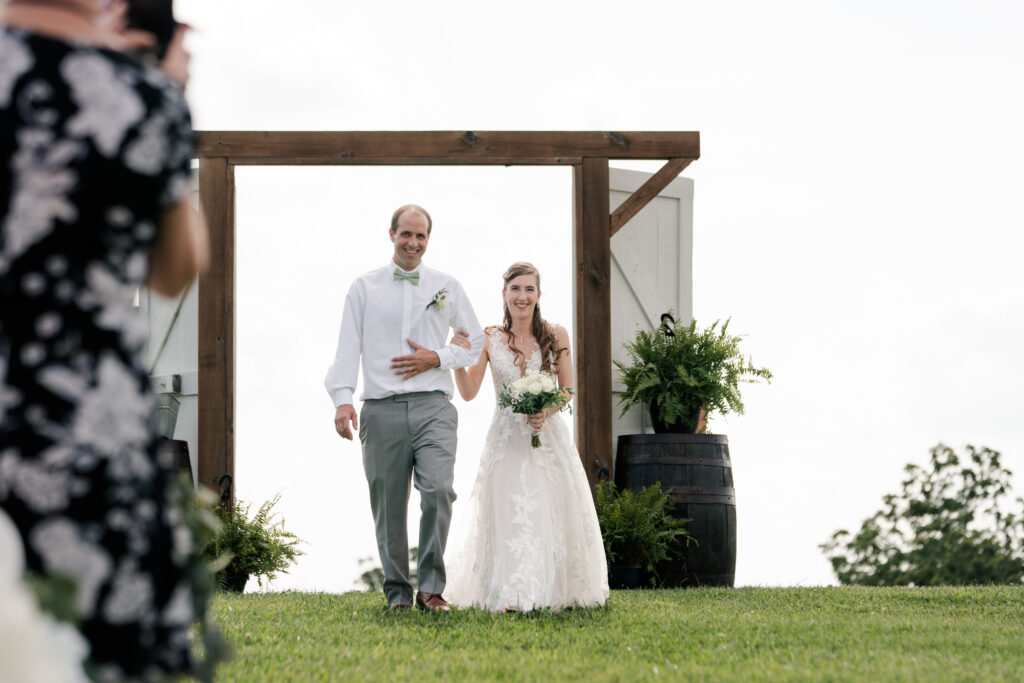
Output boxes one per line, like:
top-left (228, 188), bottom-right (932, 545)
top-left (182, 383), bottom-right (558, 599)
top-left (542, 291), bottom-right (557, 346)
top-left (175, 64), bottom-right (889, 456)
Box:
top-left (195, 131), bottom-right (700, 501)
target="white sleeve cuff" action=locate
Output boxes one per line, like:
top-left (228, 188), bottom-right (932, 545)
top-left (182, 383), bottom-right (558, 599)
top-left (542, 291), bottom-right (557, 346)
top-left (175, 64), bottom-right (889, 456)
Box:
top-left (331, 388), bottom-right (354, 407)
top-left (435, 346), bottom-right (456, 370)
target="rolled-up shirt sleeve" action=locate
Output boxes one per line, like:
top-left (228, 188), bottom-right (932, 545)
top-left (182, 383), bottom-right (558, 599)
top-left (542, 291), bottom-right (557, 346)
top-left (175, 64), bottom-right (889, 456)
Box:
top-left (434, 280), bottom-right (484, 370)
top-left (324, 281), bottom-right (364, 407)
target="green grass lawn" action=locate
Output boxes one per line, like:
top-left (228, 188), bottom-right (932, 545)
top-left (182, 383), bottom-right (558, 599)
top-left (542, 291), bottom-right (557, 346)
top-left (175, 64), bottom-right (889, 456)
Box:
top-left (209, 586), bottom-right (1024, 681)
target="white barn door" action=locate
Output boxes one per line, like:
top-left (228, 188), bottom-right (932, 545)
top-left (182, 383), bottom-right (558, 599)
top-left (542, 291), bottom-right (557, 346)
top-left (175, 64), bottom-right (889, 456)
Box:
top-left (138, 183), bottom-right (202, 484)
top-left (609, 168), bottom-right (694, 469)
top-left (138, 285), bottom-right (200, 484)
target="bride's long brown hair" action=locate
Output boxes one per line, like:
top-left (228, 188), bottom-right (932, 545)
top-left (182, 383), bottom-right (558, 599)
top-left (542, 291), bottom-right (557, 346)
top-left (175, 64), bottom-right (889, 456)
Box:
top-left (492, 262), bottom-right (565, 375)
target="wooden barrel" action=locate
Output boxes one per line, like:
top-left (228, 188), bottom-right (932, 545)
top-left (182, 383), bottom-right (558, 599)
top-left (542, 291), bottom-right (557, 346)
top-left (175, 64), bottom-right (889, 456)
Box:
top-left (615, 433), bottom-right (736, 587)
top-left (158, 438), bottom-right (193, 481)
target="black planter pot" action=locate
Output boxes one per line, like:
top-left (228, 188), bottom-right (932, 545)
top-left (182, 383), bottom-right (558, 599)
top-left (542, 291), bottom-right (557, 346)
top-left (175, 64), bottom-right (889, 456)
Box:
top-left (607, 565), bottom-right (644, 589)
top-left (649, 405), bottom-right (702, 434)
top-left (615, 433), bottom-right (736, 587)
top-left (221, 570), bottom-right (249, 593)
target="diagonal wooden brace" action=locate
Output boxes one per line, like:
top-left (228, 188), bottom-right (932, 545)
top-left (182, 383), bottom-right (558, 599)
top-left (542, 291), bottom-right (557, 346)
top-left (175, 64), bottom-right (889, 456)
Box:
top-left (609, 157), bottom-right (693, 236)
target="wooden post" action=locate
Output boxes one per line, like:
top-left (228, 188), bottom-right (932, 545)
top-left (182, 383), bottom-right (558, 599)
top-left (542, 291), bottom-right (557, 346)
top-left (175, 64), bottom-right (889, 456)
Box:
top-left (573, 158), bottom-right (613, 497)
top-left (197, 158), bottom-right (235, 505)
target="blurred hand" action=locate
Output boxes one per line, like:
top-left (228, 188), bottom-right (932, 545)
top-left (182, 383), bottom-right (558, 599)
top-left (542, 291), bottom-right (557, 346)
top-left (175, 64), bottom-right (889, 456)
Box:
top-left (159, 24), bottom-right (191, 87)
top-left (96, 0), bottom-right (157, 52)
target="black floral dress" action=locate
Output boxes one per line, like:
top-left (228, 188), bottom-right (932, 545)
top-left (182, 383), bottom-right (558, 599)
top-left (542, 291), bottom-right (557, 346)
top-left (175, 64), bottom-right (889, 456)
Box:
top-left (0, 27), bottom-right (205, 679)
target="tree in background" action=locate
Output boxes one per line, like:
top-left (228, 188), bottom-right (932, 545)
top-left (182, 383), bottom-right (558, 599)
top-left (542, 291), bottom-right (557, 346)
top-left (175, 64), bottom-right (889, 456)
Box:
top-left (357, 547), bottom-right (417, 591)
top-left (821, 444), bottom-right (1024, 586)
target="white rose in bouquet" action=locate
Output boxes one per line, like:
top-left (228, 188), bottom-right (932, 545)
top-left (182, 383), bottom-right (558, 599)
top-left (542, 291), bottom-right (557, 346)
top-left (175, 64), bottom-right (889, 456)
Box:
top-left (497, 370), bottom-right (574, 448)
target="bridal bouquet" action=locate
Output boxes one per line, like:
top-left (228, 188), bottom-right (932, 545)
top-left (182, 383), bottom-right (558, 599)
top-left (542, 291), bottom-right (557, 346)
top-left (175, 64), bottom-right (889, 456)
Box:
top-left (498, 370), bottom-right (573, 448)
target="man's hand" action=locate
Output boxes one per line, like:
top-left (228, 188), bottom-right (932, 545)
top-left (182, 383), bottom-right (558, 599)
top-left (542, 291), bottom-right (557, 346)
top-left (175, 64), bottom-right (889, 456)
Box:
top-left (390, 339), bottom-right (440, 380)
top-left (334, 404), bottom-right (358, 440)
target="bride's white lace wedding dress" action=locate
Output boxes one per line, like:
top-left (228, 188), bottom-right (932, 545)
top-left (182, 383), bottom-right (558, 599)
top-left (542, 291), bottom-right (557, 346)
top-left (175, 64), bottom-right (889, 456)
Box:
top-left (445, 328), bottom-right (609, 611)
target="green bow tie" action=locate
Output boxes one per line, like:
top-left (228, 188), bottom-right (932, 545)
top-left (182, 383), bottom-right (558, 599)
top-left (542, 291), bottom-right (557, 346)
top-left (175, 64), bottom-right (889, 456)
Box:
top-left (393, 268), bottom-right (420, 285)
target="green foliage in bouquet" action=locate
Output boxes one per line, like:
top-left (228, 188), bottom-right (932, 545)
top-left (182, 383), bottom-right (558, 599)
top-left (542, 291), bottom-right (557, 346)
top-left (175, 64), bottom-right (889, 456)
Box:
top-left (615, 316), bottom-right (772, 431)
top-left (821, 444), bottom-right (1024, 586)
top-left (596, 481), bottom-right (694, 584)
top-left (201, 493), bottom-right (304, 591)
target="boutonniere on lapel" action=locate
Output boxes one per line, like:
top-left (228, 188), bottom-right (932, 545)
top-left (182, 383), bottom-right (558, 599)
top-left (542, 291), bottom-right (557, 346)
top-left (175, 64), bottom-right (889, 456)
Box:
top-left (426, 288), bottom-right (449, 312)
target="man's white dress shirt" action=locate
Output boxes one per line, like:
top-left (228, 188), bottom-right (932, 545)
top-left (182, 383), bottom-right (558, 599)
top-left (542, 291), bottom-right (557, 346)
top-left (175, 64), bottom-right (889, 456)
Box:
top-left (325, 262), bottom-right (485, 407)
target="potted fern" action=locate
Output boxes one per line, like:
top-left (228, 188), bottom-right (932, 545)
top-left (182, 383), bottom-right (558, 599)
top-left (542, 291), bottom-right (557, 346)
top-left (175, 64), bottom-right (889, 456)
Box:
top-left (615, 314), bottom-right (771, 433)
top-left (201, 494), bottom-right (304, 592)
top-left (595, 481), bottom-right (694, 588)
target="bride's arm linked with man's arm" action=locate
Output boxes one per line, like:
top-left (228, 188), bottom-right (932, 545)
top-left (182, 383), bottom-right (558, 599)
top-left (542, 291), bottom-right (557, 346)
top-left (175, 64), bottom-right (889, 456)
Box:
top-left (326, 273), bottom-right (484, 439)
top-left (391, 280), bottom-right (484, 380)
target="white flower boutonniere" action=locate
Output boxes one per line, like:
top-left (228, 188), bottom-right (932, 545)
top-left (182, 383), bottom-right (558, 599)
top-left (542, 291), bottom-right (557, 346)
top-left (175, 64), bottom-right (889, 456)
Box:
top-left (426, 288), bottom-right (449, 312)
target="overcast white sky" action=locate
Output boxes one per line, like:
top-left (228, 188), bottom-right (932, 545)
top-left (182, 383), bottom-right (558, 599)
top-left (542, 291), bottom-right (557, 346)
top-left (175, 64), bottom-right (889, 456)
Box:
top-left (174, 0), bottom-right (1024, 591)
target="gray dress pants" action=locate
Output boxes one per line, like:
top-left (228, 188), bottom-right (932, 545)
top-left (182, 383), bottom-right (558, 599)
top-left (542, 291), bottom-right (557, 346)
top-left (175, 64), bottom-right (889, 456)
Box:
top-left (359, 391), bottom-right (458, 607)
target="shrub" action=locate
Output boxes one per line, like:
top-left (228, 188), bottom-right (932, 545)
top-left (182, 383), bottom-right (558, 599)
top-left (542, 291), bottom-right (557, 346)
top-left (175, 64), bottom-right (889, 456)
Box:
top-left (595, 481), bottom-right (694, 584)
top-left (821, 444), bottom-right (1024, 586)
top-left (201, 494), bottom-right (304, 590)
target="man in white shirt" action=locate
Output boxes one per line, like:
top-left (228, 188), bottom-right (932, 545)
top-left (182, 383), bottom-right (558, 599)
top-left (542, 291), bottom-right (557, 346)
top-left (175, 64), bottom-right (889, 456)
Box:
top-left (325, 204), bottom-right (484, 611)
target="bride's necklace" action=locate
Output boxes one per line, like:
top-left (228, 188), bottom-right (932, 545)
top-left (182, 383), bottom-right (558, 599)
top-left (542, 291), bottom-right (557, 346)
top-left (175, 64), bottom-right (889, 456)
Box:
top-left (512, 331), bottom-right (532, 346)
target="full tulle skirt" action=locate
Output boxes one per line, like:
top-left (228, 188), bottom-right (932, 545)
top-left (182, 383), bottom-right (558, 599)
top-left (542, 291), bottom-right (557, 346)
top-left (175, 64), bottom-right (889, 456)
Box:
top-left (445, 410), bottom-right (609, 612)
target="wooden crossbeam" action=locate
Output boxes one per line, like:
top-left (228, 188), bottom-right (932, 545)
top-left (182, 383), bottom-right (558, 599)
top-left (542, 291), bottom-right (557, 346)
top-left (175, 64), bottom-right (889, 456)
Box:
top-left (196, 131), bottom-right (700, 164)
top-left (610, 158), bottom-right (693, 235)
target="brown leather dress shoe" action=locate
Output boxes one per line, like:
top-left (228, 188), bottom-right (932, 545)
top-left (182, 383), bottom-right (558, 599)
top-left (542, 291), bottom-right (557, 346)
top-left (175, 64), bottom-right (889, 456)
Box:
top-left (415, 591), bottom-right (450, 612)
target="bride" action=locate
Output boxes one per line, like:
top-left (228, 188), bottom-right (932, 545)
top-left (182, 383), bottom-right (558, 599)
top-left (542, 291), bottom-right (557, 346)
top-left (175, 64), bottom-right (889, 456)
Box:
top-left (444, 262), bottom-right (608, 611)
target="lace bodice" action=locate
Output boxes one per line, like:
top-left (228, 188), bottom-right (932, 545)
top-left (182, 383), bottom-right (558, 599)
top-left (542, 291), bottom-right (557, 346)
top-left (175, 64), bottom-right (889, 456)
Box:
top-left (488, 327), bottom-right (543, 391)
top-left (485, 327), bottom-right (565, 450)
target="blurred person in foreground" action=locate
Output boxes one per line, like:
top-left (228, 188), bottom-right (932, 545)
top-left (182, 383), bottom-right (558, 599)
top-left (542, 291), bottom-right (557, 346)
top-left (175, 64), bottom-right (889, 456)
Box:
top-left (0, 0), bottom-right (215, 678)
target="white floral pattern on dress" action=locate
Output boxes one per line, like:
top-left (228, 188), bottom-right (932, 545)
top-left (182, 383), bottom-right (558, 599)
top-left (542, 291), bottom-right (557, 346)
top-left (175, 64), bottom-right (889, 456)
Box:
top-left (0, 450), bottom-right (75, 513)
top-left (0, 29), bottom-right (33, 106)
top-left (39, 353), bottom-right (154, 464)
top-left (0, 357), bottom-right (20, 423)
top-left (80, 262), bottom-right (148, 348)
top-left (445, 327), bottom-right (608, 612)
top-left (1, 129), bottom-right (81, 264)
top-left (72, 354), bottom-right (153, 462)
top-left (62, 53), bottom-right (144, 157)
top-left (124, 111), bottom-right (169, 175)
top-left (102, 562), bottom-right (154, 624)
top-left (30, 517), bottom-right (114, 616)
